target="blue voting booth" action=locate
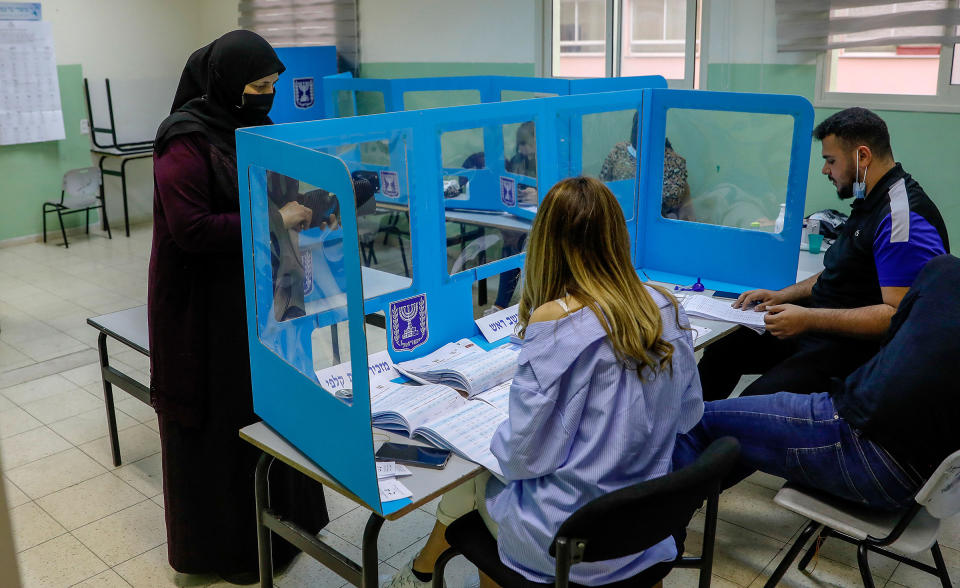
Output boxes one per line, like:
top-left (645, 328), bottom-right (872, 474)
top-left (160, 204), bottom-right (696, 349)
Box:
top-left (270, 46), bottom-right (339, 123)
top-left (321, 74), bottom-right (668, 118)
top-left (236, 83), bottom-right (814, 515)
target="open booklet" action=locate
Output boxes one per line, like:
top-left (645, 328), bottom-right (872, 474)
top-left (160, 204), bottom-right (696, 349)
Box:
top-left (680, 294), bottom-right (766, 334)
top-left (370, 379), bottom-right (510, 476)
top-left (394, 339), bottom-right (520, 398)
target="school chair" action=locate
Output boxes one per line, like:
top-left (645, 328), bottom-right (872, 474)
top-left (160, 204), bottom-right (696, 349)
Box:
top-left (42, 167), bottom-right (112, 248)
top-left (433, 436), bottom-right (741, 588)
top-left (764, 447), bottom-right (960, 588)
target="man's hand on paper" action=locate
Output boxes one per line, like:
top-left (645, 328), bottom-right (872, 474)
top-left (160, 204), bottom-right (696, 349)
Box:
top-left (763, 304), bottom-right (810, 338)
top-left (733, 288), bottom-right (789, 311)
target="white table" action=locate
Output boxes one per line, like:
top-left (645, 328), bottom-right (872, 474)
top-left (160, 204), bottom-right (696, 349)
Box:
top-left (87, 306), bottom-right (150, 467)
top-left (241, 422), bottom-right (482, 588)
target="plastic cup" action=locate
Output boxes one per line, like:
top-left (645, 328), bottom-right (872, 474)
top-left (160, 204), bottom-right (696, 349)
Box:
top-left (808, 233), bottom-right (824, 254)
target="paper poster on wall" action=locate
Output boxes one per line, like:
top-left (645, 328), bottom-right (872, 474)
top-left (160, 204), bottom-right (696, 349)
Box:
top-left (0, 20), bottom-right (65, 146)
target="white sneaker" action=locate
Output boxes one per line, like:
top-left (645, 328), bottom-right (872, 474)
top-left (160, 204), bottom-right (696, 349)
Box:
top-left (382, 557), bottom-right (445, 588)
top-left (462, 569), bottom-right (480, 588)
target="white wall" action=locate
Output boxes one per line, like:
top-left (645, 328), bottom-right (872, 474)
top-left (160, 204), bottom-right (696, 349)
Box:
top-left (358, 0), bottom-right (536, 64)
top-left (198, 0), bottom-right (240, 48)
top-left (706, 0), bottom-right (816, 66)
top-left (40, 0), bottom-right (239, 226)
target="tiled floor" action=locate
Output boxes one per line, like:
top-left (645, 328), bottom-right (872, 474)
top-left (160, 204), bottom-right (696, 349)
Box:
top-left (0, 224), bottom-right (957, 587)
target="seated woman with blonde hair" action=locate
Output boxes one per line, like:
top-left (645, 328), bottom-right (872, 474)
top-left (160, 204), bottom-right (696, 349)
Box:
top-left (386, 176), bottom-right (703, 587)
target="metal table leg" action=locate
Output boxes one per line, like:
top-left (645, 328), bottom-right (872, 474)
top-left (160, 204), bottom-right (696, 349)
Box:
top-left (255, 449), bottom-right (372, 587)
top-left (98, 155), bottom-right (109, 232)
top-left (97, 332), bottom-right (122, 467)
top-left (255, 453), bottom-right (274, 588)
top-left (120, 157), bottom-right (133, 237)
top-left (362, 513), bottom-right (385, 588)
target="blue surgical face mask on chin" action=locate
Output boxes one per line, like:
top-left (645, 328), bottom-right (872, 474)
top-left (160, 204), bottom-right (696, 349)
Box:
top-left (852, 148), bottom-right (868, 199)
top-left (626, 144), bottom-right (637, 159)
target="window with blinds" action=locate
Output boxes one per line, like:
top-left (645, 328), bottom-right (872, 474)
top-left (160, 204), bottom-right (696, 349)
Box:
top-left (239, 0), bottom-right (358, 72)
top-left (777, 0), bottom-right (960, 104)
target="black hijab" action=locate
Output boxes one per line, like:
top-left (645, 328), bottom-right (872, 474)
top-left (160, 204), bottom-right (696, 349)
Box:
top-left (155, 30), bottom-right (285, 155)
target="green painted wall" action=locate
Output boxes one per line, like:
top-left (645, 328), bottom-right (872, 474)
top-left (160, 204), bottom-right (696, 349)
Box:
top-left (707, 63), bottom-right (960, 245)
top-left (359, 62), bottom-right (536, 79)
top-left (0, 64), bottom-right (93, 242)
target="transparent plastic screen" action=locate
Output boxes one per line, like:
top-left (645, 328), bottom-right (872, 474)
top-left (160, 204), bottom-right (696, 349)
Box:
top-left (248, 165), bottom-right (366, 404)
top-left (440, 123), bottom-right (534, 314)
top-left (500, 90), bottom-right (559, 102)
top-left (583, 108), bottom-right (638, 222)
top-left (403, 89), bottom-right (481, 111)
top-left (663, 109), bottom-right (793, 230)
top-left (335, 90), bottom-right (387, 117)
top-left (309, 133), bottom-right (415, 287)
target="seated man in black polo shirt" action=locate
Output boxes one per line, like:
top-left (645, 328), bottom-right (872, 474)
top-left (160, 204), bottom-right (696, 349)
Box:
top-left (674, 254), bottom-right (960, 509)
top-left (699, 107), bottom-right (949, 401)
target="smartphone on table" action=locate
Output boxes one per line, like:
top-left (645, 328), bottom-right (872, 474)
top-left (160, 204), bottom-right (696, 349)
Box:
top-left (375, 442), bottom-right (451, 470)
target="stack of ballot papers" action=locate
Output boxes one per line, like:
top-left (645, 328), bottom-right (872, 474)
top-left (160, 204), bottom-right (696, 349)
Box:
top-left (376, 461), bottom-right (413, 503)
top-left (680, 295), bottom-right (766, 334)
top-left (395, 339), bottom-right (520, 397)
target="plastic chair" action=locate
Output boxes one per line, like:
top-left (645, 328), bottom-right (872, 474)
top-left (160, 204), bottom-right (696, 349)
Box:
top-left (433, 437), bottom-right (741, 588)
top-left (43, 167), bottom-right (111, 248)
top-left (764, 448), bottom-right (960, 587)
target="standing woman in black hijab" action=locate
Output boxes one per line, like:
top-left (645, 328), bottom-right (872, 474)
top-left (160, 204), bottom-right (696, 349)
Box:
top-left (149, 30), bottom-right (328, 584)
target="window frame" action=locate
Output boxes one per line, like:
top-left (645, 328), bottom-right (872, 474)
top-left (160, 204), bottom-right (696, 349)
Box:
top-left (815, 44), bottom-right (960, 113)
top-left (813, 1), bottom-right (960, 114)
top-left (628, 0), bottom-right (687, 57)
top-left (541, 0), bottom-right (702, 89)
top-left (559, 0), bottom-right (607, 56)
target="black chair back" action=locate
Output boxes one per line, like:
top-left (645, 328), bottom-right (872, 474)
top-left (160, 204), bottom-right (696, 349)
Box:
top-left (550, 436), bottom-right (741, 564)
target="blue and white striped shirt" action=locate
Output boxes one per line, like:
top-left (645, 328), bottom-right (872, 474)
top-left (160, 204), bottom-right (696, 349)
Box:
top-left (485, 287), bottom-right (704, 585)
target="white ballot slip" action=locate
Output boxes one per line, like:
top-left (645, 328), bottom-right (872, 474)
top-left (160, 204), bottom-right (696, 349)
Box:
top-left (378, 477), bottom-right (413, 502)
top-left (375, 461), bottom-right (412, 479)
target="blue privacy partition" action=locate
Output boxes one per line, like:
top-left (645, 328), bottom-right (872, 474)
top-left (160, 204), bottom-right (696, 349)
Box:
top-left (635, 89), bottom-right (814, 293)
top-left (321, 74), bottom-right (668, 118)
top-left (236, 86), bottom-right (812, 513)
top-left (271, 46), bottom-right (339, 123)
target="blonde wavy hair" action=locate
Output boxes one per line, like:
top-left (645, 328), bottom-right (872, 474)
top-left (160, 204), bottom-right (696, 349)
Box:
top-left (518, 176), bottom-right (676, 374)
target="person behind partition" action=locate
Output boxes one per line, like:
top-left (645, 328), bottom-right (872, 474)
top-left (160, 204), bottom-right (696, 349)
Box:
top-left (149, 30), bottom-right (328, 584)
top-left (268, 175), bottom-right (375, 321)
top-left (460, 121), bottom-right (537, 313)
top-left (385, 177), bottom-right (704, 588)
top-left (674, 254), bottom-right (960, 514)
top-left (697, 107), bottom-right (949, 402)
top-left (486, 120), bottom-right (536, 311)
top-left (599, 111), bottom-right (695, 221)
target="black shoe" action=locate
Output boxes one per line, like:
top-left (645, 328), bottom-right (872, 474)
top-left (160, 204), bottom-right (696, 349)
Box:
top-left (218, 570), bottom-right (260, 585)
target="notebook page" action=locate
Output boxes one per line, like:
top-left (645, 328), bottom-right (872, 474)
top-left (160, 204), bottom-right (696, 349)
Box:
top-left (681, 295), bottom-right (766, 333)
top-left (473, 380), bottom-right (511, 415)
top-left (419, 400), bottom-right (507, 476)
top-left (437, 346), bottom-right (519, 396)
top-left (371, 382), bottom-right (467, 433)
top-left (396, 339), bottom-right (483, 373)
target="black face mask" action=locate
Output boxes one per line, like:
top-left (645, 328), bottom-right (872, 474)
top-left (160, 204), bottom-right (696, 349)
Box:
top-left (238, 92), bottom-right (275, 124)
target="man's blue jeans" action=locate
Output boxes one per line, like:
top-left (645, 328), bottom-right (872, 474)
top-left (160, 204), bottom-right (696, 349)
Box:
top-left (673, 392), bottom-right (924, 510)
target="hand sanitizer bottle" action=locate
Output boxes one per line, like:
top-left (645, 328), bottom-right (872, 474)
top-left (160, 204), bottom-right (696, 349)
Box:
top-left (774, 203), bottom-right (786, 233)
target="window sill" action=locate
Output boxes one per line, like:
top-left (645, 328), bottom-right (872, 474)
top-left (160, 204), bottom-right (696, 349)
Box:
top-left (815, 93), bottom-right (960, 114)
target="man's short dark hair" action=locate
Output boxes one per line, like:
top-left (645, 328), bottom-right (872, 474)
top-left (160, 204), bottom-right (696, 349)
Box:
top-left (813, 107), bottom-right (893, 159)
